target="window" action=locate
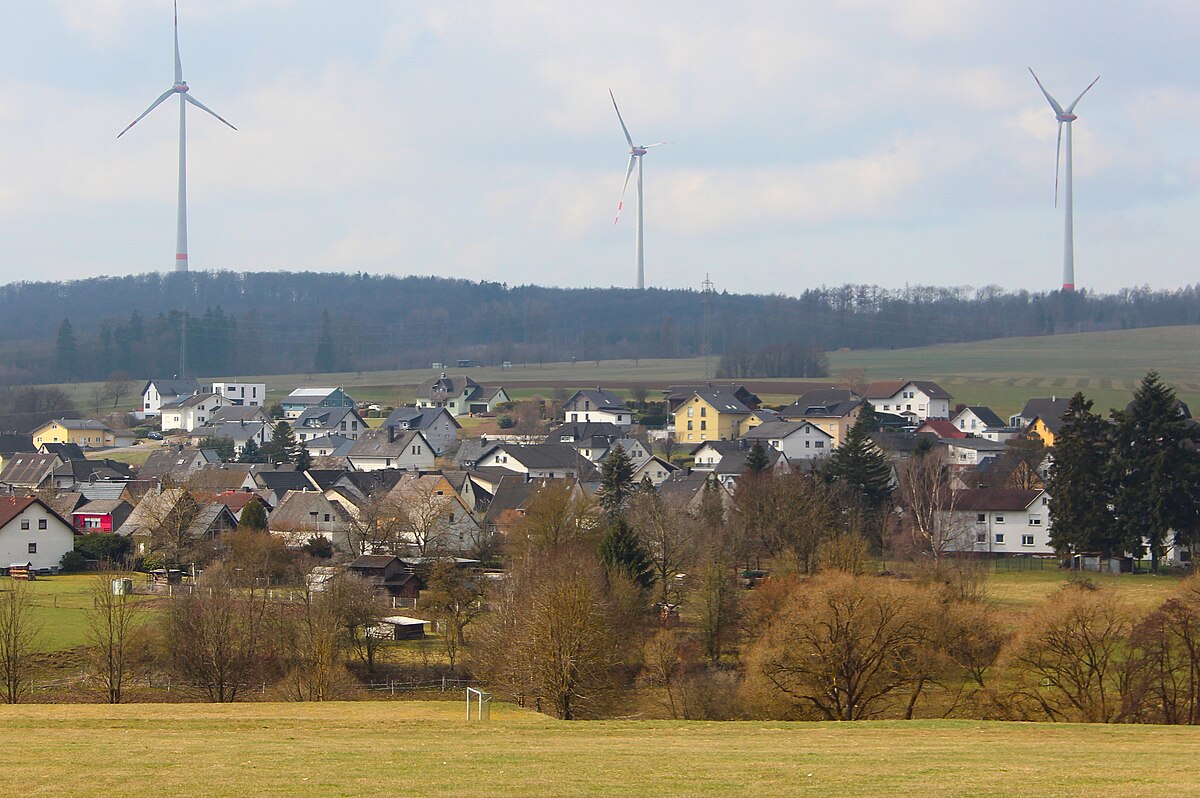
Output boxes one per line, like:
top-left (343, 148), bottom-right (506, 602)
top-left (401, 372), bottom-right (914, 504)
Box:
top-left (28, 543), bottom-right (36, 554)
top-left (805, 440), bottom-right (811, 449)
top-left (20, 520), bottom-right (29, 530)
top-left (1022, 534), bottom-right (1035, 546)
top-left (995, 515), bottom-right (1005, 524)
top-left (1029, 518), bottom-right (1043, 526)
top-left (994, 533), bottom-right (1005, 544)
top-left (412, 445), bottom-right (422, 455)
top-left (975, 531), bottom-right (986, 543)
top-left (976, 513), bottom-right (986, 524)
top-left (815, 441), bottom-right (825, 449)
top-left (687, 421), bottom-right (693, 431)
top-left (700, 407), bottom-right (707, 417)
top-left (324, 514), bottom-right (331, 522)
top-left (687, 407), bottom-right (694, 418)
top-left (38, 519), bottom-right (46, 530)
top-left (700, 421), bottom-right (707, 431)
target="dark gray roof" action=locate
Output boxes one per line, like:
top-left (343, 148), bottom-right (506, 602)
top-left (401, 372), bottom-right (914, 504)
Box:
top-left (688, 390), bottom-right (752, 414)
top-left (485, 443), bottom-right (598, 475)
top-left (53, 458), bottom-right (134, 482)
top-left (961, 406), bottom-right (1006, 428)
top-left (565, 389), bottom-right (627, 411)
top-left (1018, 398), bottom-right (1072, 432)
top-left (0, 433), bottom-right (33, 454)
top-left (347, 427), bottom-right (424, 458)
top-left (793, 388), bottom-right (862, 409)
top-left (714, 447), bottom-right (785, 475)
top-left (338, 469), bottom-right (409, 498)
top-left (665, 383), bottom-right (760, 408)
top-left (383, 406), bottom-right (461, 430)
top-left (656, 470), bottom-right (713, 504)
top-left (0, 452), bottom-right (60, 487)
top-left (208, 406), bottom-right (268, 424)
top-left (143, 378), bottom-right (201, 398)
top-left (255, 470), bottom-right (315, 494)
top-left (740, 421), bottom-right (829, 441)
top-left (39, 442), bottom-right (86, 461)
top-left (549, 422), bottom-right (625, 443)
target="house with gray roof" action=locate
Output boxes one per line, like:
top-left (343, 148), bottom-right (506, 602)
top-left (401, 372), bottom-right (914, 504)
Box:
top-left (281, 388), bottom-right (357, 419)
top-left (347, 428), bottom-right (436, 472)
top-left (141, 378), bottom-right (202, 417)
top-left (562, 389), bottom-right (632, 427)
top-left (293, 405), bottom-right (367, 443)
top-left (415, 374), bottom-right (509, 417)
top-left (382, 407), bottom-right (461, 454)
top-left (475, 442), bottom-right (599, 480)
top-left (0, 452), bottom-right (62, 490)
top-left (952, 406), bottom-right (1007, 436)
top-left (739, 420), bottom-right (834, 461)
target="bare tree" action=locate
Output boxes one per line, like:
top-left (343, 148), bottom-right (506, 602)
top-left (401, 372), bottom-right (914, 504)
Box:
top-left (0, 581), bottom-right (41, 703)
top-left (331, 575), bottom-right (385, 676)
top-left (85, 574), bottom-right (144, 703)
top-left (628, 491), bottom-right (696, 607)
top-left (102, 372), bottom-right (135, 409)
top-left (898, 454), bottom-right (971, 562)
top-left (422, 560), bottom-right (482, 672)
top-left (510, 482), bottom-right (599, 558)
top-left (282, 585), bottom-right (345, 701)
top-left (166, 570), bottom-right (275, 702)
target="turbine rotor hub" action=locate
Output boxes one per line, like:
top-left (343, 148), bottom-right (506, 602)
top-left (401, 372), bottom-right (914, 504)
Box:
top-left (631, 146), bottom-right (647, 156)
top-left (174, 82), bottom-right (189, 93)
top-left (1057, 113), bottom-right (1076, 122)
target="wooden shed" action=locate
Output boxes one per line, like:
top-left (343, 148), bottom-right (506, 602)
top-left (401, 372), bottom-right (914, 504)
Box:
top-left (367, 616), bottom-right (429, 641)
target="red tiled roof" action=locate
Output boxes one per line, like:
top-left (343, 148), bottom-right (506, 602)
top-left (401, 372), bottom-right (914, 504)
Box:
top-left (916, 419), bottom-right (965, 438)
top-left (0, 496), bottom-right (36, 528)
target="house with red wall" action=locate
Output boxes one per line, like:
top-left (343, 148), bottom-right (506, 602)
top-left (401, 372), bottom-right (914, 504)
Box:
top-left (71, 499), bottom-right (133, 533)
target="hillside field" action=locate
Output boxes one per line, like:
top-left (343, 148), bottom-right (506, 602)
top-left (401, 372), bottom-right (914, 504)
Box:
top-left (5, 701), bottom-right (1200, 797)
top-left (59, 324), bottom-right (1200, 420)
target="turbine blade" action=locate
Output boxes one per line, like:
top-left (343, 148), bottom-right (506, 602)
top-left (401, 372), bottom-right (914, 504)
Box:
top-left (642, 142), bottom-right (674, 148)
top-left (1028, 67), bottom-right (1064, 116)
top-left (183, 93), bottom-right (237, 130)
top-left (1065, 75), bottom-right (1100, 113)
top-left (615, 155), bottom-right (636, 224)
top-left (117, 88), bottom-right (176, 138)
top-left (174, 0), bottom-right (183, 84)
top-left (1054, 121), bottom-right (1062, 207)
top-left (609, 89), bottom-right (634, 149)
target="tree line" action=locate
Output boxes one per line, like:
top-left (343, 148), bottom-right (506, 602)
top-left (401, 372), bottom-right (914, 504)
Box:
top-left (2, 270), bottom-right (1200, 384)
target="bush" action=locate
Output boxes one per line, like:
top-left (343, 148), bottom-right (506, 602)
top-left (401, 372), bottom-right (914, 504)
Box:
top-left (59, 550), bottom-right (88, 573)
top-left (497, 415), bottom-right (515, 429)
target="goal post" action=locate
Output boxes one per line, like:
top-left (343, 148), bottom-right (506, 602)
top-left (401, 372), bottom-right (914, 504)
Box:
top-left (466, 687), bottom-right (492, 721)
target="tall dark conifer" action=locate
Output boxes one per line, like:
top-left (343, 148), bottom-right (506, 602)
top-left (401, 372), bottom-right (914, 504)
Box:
top-left (1045, 392), bottom-right (1116, 555)
top-left (825, 402), bottom-right (893, 511)
top-left (596, 443), bottom-right (635, 517)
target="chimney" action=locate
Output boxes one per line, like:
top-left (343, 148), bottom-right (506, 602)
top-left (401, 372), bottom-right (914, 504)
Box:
top-left (388, 426), bottom-right (397, 443)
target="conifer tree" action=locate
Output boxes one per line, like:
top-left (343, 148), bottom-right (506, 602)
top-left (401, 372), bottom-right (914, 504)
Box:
top-left (262, 421), bottom-right (297, 464)
top-left (826, 403), bottom-right (893, 511)
top-left (1045, 393), bottom-right (1115, 555)
top-left (315, 310), bottom-right (337, 373)
top-left (237, 438), bottom-right (266, 464)
top-left (598, 518), bottom-right (654, 590)
top-left (597, 443), bottom-right (635, 517)
top-left (745, 440), bottom-right (770, 475)
top-left (239, 498), bottom-right (268, 530)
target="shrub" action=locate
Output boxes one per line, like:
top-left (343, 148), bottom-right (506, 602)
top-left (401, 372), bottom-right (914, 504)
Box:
top-left (59, 550), bottom-right (88, 573)
top-left (497, 415), bottom-right (515, 429)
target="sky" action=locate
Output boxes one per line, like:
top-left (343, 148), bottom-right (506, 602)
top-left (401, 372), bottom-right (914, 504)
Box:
top-left (2, 1), bottom-right (1200, 295)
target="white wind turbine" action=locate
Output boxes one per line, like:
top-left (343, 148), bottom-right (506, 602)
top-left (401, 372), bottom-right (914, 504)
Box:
top-left (118, 1), bottom-right (236, 272)
top-left (1029, 68), bottom-right (1098, 293)
top-left (610, 90), bottom-right (670, 290)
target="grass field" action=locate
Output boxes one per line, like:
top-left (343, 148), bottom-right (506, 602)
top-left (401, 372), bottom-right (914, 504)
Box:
top-left (4, 701), bottom-right (1200, 797)
top-left (5, 575), bottom-right (156, 653)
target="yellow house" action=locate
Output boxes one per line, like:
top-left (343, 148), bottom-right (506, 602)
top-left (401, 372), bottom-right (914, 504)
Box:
top-left (673, 391), bottom-right (752, 444)
top-left (32, 419), bottom-right (116, 449)
top-left (1028, 416), bottom-right (1058, 447)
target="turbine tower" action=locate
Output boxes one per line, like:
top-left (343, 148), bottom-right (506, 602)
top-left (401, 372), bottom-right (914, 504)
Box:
top-left (119, 1), bottom-right (236, 272)
top-left (610, 90), bottom-right (669, 290)
top-left (1029, 68), bottom-right (1098, 293)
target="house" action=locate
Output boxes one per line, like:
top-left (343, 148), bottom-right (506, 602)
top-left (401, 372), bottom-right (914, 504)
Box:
top-left (292, 405), bottom-right (367, 443)
top-left (562, 389), bottom-right (633, 426)
top-left (944, 438), bottom-right (1008, 467)
top-left (188, 420), bottom-right (272, 457)
top-left (866, 381), bottom-right (953, 422)
top-left (741, 408), bottom-right (782, 432)
top-left (303, 434), bottom-right (356, 458)
top-left (382, 407), bottom-right (461, 454)
top-left (32, 419), bottom-right (118, 449)
top-left (140, 378), bottom-right (201, 416)
top-left (739, 421), bottom-right (835, 461)
top-left (631, 454), bottom-right (677, 486)
top-left (386, 473), bottom-right (482, 554)
top-left (475, 443), bottom-right (598, 480)
top-left (281, 387), bottom-right (357, 419)
top-left (1010, 398), bottom-right (1072, 447)
top-left (206, 492), bottom-right (270, 525)
top-left (578, 436), bottom-right (651, 464)
top-left (268, 490), bottom-right (357, 551)
top-left (38, 442), bottom-right (86, 462)
top-left (952, 406), bottom-right (1007, 436)
top-left (209, 381), bottom-right (266, 407)
top-left (347, 555), bottom-right (427, 600)
top-left (369, 616), bottom-right (429, 640)
top-left (671, 390), bottom-right (753, 444)
top-left (254, 469), bottom-right (317, 507)
top-left (346, 428), bottom-right (436, 472)
top-left (137, 446), bottom-right (221, 485)
top-left (712, 444), bottom-right (791, 488)
top-left (116, 488), bottom-right (238, 558)
top-left (780, 389), bottom-right (864, 448)
top-left (915, 419), bottom-right (966, 439)
top-left (188, 463), bottom-right (258, 493)
top-left (71, 499), bottom-right (134, 533)
top-left (0, 496), bottom-right (75, 572)
top-left (160, 392), bottom-right (229, 433)
top-left (945, 488), bottom-right (1053, 555)
top-left (0, 452), bottom-right (62, 490)
top-left (415, 373), bottom-right (509, 417)
top-left (483, 477), bottom-right (584, 537)
top-left (548, 422), bottom-right (627, 444)
top-left (657, 470), bottom-right (730, 514)
top-left (664, 383), bottom-right (760, 415)
top-left (49, 458), bottom-right (134, 491)
top-left (690, 440), bottom-right (742, 471)
top-left (207, 405), bottom-right (270, 426)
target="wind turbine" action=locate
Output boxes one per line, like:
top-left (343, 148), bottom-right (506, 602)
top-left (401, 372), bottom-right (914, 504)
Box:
top-left (610, 90), bottom-right (669, 290)
top-left (1029, 68), bottom-right (1098, 293)
top-left (118, 1), bottom-right (236, 273)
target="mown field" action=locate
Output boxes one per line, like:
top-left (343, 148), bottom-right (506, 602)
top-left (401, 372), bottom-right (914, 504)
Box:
top-left (4, 701), bottom-right (1200, 797)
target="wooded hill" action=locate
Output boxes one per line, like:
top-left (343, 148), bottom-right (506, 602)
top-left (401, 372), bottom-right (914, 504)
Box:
top-left (4, 270), bottom-right (1200, 385)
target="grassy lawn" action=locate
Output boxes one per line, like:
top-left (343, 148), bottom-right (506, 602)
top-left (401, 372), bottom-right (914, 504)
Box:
top-left (2, 701), bottom-right (1198, 797)
top-left (4, 574), bottom-right (156, 653)
top-left (984, 567), bottom-right (1187, 612)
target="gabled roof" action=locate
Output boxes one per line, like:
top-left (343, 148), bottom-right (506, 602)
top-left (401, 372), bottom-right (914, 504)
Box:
top-left (740, 421), bottom-right (832, 441)
top-left (138, 446), bottom-right (205, 482)
top-left (0, 497), bottom-right (53, 529)
top-left (0, 452), bottom-right (60, 487)
top-left (483, 443), bottom-right (598, 475)
top-left (303, 434), bottom-right (355, 455)
top-left (783, 398), bottom-right (862, 420)
top-left (193, 420), bottom-right (271, 442)
top-left (1018, 398), bottom-right (1072, 433)
top-left (286, 387), bottom-right (342, 399)
top-left (417, 375), bottom-right (483, 399)
top-left (383, 406), bottom-right (462, 431)
top-left (956, 406), bottom-right (1006, 428)
top-left (255, 470), bottom-right (315, 494)
top-left (189, 463), bottom-right (255, 492)
top-left (208, 406), bottom-right (268, 424)
top-left (793, 388), bottom-right (862, 408)
top-left (915, 419), bottom-right (964, 439)
top-left (269, 490), bottom-right (354, 530)
top-left (161, 392), bottom-right (223, 411)
top-left (337, 469), bottom-right (410, 498)
top-left (866, 380), bottom-right (952, 400)
top-left (347, 428), bottom-right (427, 459)
top-left (306, 469), bottom-right (351, 491)
top-left (548, 422), bottom-right (625, 443)
top-left (39, 442), bottom-right (86, 461)
top-left (142, 378), bottom-right (201, 398)
top-left (665, 383), bottom-right (760, 409)
top-left (73, 498), bottom-right (131, 516)
top-left (951, 488), bottom-right (1042, 512)
top-left (41, 418), bottom-right (110, 432)
top-left (47, 491), bottom-right (88, 518)
top-left (714, 447), bottom-right (786, 476)
top-left (656, 470), bottom-right (715, 505)
top-left (295, 405), bottom-right (361, 429)
top-left (564, 389), bottom-right (627, 411)
top-left (684, 390), bottom-right (752, 415)
top-left (0, 433), bottom-right (33, 454)
top-left (52, 458), bottom-right (135, 482)
top-left (350, 554), bottom-right (401, 570)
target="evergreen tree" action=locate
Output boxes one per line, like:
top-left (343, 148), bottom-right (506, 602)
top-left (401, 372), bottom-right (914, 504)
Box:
top-left (239, 498), bottom-right (268, 530)
top-left (1046, 393), bottom-right (1116, 556)
top-left (1108, 372), bottom-right (1200, 572)
top-left (293, 444), bottom-right (313, 471)
top-left (855, 400), bottom-right (879, 433)
top-left (237, 438), bottom-right (266, 464)
top-left (698, 475), bottom-right (726, 530)
top-left (262, 421), bottom-right (297, 464)
top-left (825, 407), bottom-right (894, 511)
top-left (55, 318), bottom-right (77, 378)
top-left (315, 310), bottom-right (337, 373)
top-left (598, 518), bottom-right (654, 590)
top-left (596, 442), bottom-right (635, 517)
top-left (636, 473), bottom-right (656, 495)
top-left (745, 440), bottom-right (770, 475)
top-left (197, 436), bottom-right (235, 462)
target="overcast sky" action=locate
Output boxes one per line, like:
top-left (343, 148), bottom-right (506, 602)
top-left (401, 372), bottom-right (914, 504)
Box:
top-left (2, 1), bottom-right (1199, 295)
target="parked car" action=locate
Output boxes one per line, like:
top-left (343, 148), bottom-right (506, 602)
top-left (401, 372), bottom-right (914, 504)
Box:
top-left (147, 431), bottom-right (164, 440)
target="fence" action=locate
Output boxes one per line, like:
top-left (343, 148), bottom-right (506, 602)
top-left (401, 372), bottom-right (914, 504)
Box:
top-left (354, 677), bottom-right (476, 696)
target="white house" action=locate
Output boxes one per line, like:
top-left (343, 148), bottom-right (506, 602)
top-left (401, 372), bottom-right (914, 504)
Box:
top-left (631, 454), bottom-right (677, 486)
top-left (346, 428), bottom-right (436, 472)
top-left (866, 380), bottom-right (953, 422)
top-left (475, 443), bottom-right (597, 480)
top-left (562, 389), bottom-right (633, 426)
top-left (945, 488), bottom-right (1053, 555)
top-left (739, 421), bottom-right (834, 461)
top-left (944, 438), bottom-right (1008, 467)
top-left (415, 374), bottom-right (509, 417)
top-left (189, 420), bottom-right (271, 456)
top-left (210, 381), bottom-right (266, 407)
top-left (140, 378), bottom-right (202, 417)
top-left (293, 406), bottom-right (367, 443)
top-left (161, 393), bottom-right (230, 433)
top-left (951, 406), bottom-right (1006, 436)
top-left (0, 496), bottom-right (75, 572)
top-left (382, 407), bottom-right (461, 455)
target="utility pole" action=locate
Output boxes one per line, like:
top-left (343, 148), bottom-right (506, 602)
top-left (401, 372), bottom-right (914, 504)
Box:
top-left (702, 274), bottom-right (714, 380)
